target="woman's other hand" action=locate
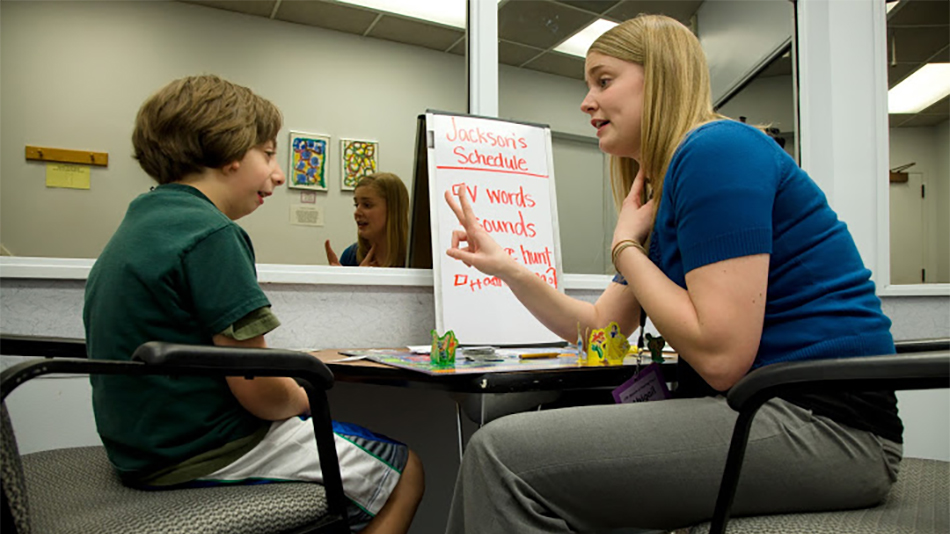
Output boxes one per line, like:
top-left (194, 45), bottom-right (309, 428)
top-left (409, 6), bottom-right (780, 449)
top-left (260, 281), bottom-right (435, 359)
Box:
top-left (612, 168), bottom-right (655, 249)
top-left (360, 245), bottom-right (380, 267)
top-left (444, 186), bottom-right (516, 278)
top-left (324, 240), bottom-right (342, 266)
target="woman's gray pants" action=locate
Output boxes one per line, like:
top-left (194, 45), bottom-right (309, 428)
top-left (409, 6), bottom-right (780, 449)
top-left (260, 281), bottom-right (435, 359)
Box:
top-left (445, 396), bottom-right (901, 533)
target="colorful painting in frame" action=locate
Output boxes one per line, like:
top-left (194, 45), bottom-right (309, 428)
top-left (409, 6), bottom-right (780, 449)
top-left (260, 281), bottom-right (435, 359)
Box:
top-left (340, 138), bottom-right (379, 191)
top-left (289, 131), bottom-right (329, 191)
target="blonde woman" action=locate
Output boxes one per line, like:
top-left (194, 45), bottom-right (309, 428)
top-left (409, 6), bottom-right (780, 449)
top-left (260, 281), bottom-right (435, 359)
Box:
top-left (326, 173), bottom-right (410, 268)
top-left (443, 15), bottom-right (900, 533)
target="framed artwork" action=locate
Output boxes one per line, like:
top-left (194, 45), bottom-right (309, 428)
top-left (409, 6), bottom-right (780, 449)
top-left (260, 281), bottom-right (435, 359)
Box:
top-left (340, 138), bottom-right (379, 191)
top-left (288, 131), bottom-right (330, 191)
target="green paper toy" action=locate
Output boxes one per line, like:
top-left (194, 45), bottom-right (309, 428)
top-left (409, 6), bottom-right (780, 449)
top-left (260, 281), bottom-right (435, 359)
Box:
top-left (645, 333), bottom-right (666, 363)
top-left (430, 329), bottom-right (458, 367)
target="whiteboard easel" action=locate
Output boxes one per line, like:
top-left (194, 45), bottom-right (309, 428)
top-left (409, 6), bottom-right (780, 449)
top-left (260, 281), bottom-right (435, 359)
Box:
top-left (426, 111), bottom-right (564, 345)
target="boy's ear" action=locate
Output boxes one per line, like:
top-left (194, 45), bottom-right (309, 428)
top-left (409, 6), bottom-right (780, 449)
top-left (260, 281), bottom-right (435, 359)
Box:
top-left (223, 160), bottom-right (241, 174)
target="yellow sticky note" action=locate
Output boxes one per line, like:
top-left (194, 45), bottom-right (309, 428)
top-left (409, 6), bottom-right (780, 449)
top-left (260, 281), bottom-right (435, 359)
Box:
top-left (46, 164), bottom-right (90, 190)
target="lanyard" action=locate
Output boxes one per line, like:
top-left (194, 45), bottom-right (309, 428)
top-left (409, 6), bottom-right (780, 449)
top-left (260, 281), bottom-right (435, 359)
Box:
top-left (637, 308), bottom-right (647, 355)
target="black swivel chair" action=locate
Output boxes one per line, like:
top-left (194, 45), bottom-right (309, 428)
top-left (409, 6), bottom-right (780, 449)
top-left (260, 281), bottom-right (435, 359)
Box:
top-left (1, 341), bottom-right (350, 534)
top-left (689, 339), bottom-right (950, 534)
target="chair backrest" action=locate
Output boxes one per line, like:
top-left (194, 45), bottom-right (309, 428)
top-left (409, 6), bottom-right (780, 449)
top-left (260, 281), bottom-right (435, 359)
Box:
top-left (1, 402), bottom-right (31, 534)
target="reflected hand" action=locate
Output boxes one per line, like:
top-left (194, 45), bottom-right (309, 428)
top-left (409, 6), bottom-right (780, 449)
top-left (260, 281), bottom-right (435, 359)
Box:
top-left (360, 245), bottom-right (379, 267)
top-left (612, 168), bottom-right (655, 250)
top-left (444, 185), bottom-right (515, 278)
top-left (324, 240), bottom-right (342, 266)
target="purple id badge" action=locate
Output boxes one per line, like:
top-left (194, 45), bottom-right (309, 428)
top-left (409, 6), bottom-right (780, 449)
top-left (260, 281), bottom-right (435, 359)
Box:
top-left (611, 363), bottom-right (671, 404)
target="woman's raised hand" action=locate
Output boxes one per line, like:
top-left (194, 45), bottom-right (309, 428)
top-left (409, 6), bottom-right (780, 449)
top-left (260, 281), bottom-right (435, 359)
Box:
top-left (324, 240), bottom-right (342, 266)
top-left (360, 245), bottom-right (379, 267)
top-left (444, 186), bottom-right (515, 278)
top-left (612, 168), bottom-right (655, 249)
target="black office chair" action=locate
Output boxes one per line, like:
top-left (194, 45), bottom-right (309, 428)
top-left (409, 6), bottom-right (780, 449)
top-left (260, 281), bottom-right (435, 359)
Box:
top-left (688, 340), bottom-right (950, 534)
top-left (1, 341), bottom-right (350, 534)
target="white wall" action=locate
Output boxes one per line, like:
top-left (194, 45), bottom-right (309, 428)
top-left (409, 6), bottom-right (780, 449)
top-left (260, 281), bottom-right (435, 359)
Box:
top-left (889, 125), bottom-right (950, 284)
top-left (697, 0), bottom-right (793, 105)
top-left (500, 64), bottom-right (589, 137)
top-left (717, 75), bottom-right (795, 132)
top-left (717, 74), bottom-right (797, 158)
top-left (933, 121), bottom-right (950, 283)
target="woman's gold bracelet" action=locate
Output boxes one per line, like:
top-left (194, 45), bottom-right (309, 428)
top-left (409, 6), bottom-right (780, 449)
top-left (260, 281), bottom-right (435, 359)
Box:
top-left (611, 239), bottom-right (646, 269)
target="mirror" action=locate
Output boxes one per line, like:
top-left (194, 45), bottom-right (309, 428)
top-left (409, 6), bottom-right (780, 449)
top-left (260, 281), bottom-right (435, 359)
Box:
top-left (885, 0), bottom-right (949, 285)
top-left (1, 0), bottom-right (798, 278)
top-left (0, 0), bottom-right (466, 266)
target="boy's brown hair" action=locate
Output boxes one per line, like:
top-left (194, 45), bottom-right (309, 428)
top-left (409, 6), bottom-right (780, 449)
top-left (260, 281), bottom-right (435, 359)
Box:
top-left (132, 75), bottom-right (282, 184)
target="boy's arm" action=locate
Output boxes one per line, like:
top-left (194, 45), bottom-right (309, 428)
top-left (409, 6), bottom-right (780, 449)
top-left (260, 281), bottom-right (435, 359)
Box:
top-left (213, 334), bottom-right (311, 421)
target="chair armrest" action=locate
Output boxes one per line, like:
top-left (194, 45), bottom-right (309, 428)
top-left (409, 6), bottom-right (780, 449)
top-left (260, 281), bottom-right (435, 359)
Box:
top-left (131, 341), bottom-right (333, 390)
top-left (709, 349), bottom-right (950, 534)
top-left (895, 338), bottom-right (950, 353)
top-left (1, 342), bottom-right (349, 531)
top-left (0, 334), bottom-right (87, 358)
top-left (727, 351), bottom-right (950, 412)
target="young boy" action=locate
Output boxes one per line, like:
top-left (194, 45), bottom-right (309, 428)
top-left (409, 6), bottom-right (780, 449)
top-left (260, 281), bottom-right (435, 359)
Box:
top-left (83, 75), bottom-right (423, 533)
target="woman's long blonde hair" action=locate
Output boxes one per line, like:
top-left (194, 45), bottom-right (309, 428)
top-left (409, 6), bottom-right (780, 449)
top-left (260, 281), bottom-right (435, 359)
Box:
top-left (589, 15), bottom-right (726, 230)
top-left (355, 172), bottom-right (410, 268)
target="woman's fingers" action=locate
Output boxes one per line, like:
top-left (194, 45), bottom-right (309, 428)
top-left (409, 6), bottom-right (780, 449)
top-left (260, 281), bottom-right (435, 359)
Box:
top-left (445, 185), bottom-right (480, 230)
top-left (324, 240), bottom-right (341, 266)
top-left (456, 185), bottom-right (478, 223)
top-left (446, 245), bottom-right (475, 268)
top-left (628, 168), bottom-right (647, 208)
top-left (445, 189), bottom-right (465, 224)
top-left (451, 229), bottom-right (470, 251)
top-left (361, 245), bottom-right (377, 267)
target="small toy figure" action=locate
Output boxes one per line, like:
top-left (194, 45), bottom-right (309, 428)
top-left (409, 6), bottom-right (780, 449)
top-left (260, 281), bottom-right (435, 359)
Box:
top-left (645, 333), bottom-right (666, 363)
top-left (575, 323), bottom-right (587, 364)
top-left (430, 329), bottom-right (458, 367)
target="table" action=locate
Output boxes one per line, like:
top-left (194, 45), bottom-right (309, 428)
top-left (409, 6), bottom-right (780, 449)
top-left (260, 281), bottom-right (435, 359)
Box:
top-left (0, 336), bottom-right (677, 460)
top-left (312, 348), bottom-right (678, 460)
top-left (311, 348), bottom-right (675, 394)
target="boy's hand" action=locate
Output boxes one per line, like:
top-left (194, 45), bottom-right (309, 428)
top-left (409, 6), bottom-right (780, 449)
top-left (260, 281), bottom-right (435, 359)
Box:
top-left (214, 334), bottom-right (310, 421)
top-left (324, 240), bottom-right (342, 266)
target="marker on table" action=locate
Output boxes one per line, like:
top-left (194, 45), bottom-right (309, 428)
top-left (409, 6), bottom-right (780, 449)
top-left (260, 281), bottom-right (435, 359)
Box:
top-left (519, 352), bottom-right (560, 359)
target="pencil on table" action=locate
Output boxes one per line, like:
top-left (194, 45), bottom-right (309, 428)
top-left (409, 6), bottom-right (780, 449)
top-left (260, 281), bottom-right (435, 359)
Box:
top-left (519, 352), bottom-right (559, 359)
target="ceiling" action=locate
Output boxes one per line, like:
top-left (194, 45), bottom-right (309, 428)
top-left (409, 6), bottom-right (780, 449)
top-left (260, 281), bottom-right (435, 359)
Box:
top-left (180, 0), bottom-right (702, 79)
top-left (181, 0), bottom-right (946, 128)
top-left (887, 0), bottom-right (949, 127)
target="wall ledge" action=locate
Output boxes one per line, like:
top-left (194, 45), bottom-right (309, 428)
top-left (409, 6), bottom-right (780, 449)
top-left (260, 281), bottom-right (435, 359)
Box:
top-left (0, 257), bottom-right (612, 290)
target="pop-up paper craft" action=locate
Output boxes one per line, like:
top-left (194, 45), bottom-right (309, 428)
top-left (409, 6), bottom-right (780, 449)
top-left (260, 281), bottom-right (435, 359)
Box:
top-left (430, 329), bottom-right (458, 367)
top-left (582, 321), bottom-right (629, 366)
top-left (605, 322), bottom-right (630, 365)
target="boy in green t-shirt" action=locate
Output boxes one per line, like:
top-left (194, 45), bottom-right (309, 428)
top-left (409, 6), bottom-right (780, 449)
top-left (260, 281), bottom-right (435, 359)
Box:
top-left (83, 75), bottom-right (423, 533)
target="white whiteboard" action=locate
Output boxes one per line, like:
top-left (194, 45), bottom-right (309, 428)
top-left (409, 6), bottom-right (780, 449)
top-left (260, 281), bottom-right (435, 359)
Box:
top-left (427, 112), bottom-right (564, 345)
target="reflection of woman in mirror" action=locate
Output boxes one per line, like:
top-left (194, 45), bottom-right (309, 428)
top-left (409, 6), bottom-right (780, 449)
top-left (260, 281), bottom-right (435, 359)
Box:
top-left (325, 172), bottom-right (409, 268)
top-left (443, 14), bottom-right (900, 533)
